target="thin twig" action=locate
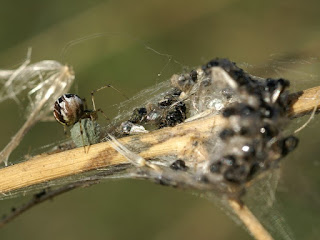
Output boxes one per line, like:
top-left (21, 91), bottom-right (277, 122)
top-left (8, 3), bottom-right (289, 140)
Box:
top-left (0, 179), bottom-right (99, 229)
top-left (0, 164), bottom-right (128, 229)
top-left (228, 199), bottom-right (273, 240)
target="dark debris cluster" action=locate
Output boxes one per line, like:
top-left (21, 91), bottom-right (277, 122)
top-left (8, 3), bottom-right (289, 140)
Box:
top-left (201, 59), bottom-right (298, 185)
top-left (120, 58), bottom-right (299, 191)
top-left (120, 88), bottom-right (187, 134)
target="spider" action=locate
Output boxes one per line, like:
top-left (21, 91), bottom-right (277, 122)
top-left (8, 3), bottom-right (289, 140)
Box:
top-left (53, 84), bottom-right (127, 152)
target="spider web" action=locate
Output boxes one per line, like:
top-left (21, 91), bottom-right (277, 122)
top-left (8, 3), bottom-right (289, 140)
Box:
top-left (1, 49), bottom-right (320, 240)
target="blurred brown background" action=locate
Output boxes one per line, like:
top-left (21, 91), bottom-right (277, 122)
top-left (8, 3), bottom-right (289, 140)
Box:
top-left (0, 0), bottom-right (320, 239)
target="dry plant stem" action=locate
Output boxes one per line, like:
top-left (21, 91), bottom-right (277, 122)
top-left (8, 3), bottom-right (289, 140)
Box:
top-left (0, 86), bottom-right (319, 194)
top-left (228, 200), bottom-right (273, 240)
top-left (0, 114), bottom-right (224, 194)
top-left (0, 87), bottom-right (319, 239)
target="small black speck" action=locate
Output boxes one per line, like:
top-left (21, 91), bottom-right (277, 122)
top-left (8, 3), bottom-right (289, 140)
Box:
top-left (279, 136), bottom-right (299, 156)
top-left (137, 107), bottom-right (147, 115)
top-left (190, 70), bottom-right (198, 82)
top-left (265, 78), bottom-right (277, 92)
top-left (224, 165), bottom-right (248, 183)
top-left (239, 104), bottom-right (255, 117)
top-left (156, 177), bottom-right (171, 186)
top-left (200, 175), bottom-right (209, 183)
top-left (219, 128), bottom-right (235, 140)
top-left (221, 88), bottom-right (234, 99)
top-left (221, 155), bottom-right (236, 166)
top-left (34, 190), bottom-right (46, 199)
top-left (209, 161), bottom-right (222, 173)
top-left (170, 159), bottom-right (188, 171)
top-left (158, 98), bottom-right (173, 108)
top-left (277, 78), bottom-right (290, 89)
top-left (248, 163), bottom-right (260, 179)
top-left (222, 107), bottom-right (236, 117)
top-left (239, 127), bottom-right (250, 136)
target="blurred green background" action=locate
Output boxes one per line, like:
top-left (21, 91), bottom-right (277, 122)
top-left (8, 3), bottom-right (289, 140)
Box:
top-left (0, 0), bottom-right (320, 239)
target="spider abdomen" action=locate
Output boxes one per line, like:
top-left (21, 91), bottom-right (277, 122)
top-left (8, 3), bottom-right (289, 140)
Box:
top-left (53, 94), bottom-right (84, 126)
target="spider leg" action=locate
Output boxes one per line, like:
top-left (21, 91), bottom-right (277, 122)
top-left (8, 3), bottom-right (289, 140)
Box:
top-left (95, 108), bottom-right (109, 121)
top-left (63, 125), bottom-right (68, 136)
top-left (78, 120), bottom-right (87, 153)
top-left (91, 84), bottom-right (129, 111)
